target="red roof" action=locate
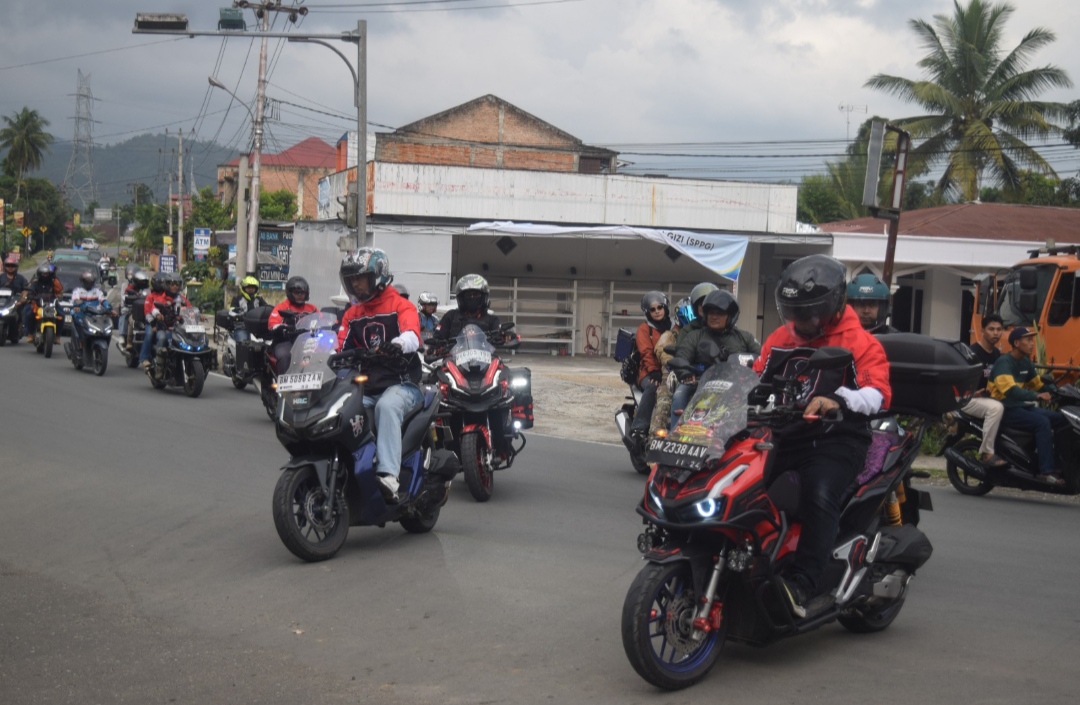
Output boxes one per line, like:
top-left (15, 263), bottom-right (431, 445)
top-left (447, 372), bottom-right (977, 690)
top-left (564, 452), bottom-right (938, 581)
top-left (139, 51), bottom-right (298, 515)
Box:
top-left (819, 202), bottom-right (1080, 243)
top-left (225, 137), bottom-right (336, 169)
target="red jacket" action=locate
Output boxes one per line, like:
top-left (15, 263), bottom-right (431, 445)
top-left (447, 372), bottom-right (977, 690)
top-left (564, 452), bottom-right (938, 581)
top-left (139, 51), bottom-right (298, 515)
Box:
top-left (336, 286), bottom-right (422, 393)
top-left (268, 299), bottom-right (318, 330)
top-left (754, 305), bottom-right (892, 409)
top-left (635, 321), bottom-right (665, 383)
top-left (144, 291), bottom-right (190, 325)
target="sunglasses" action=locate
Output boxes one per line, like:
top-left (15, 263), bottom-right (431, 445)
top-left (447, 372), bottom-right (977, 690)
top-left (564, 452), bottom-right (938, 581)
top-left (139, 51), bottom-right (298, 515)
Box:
top-left (648, 305), bottom-right (666, 313)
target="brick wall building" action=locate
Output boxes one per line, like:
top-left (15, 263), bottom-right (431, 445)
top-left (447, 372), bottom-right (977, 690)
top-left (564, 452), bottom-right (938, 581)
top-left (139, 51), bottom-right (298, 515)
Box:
top-left (375, 94), bottom-right (618, 174)
top-left (217, 137), bottom-right (337, 220)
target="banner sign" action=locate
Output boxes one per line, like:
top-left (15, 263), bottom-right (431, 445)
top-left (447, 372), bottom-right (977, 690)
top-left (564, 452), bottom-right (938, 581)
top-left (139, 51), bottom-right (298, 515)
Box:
top-left (193, 228), bottom-right (211, 262)
top-left (94, 208), bottom-right (113, 223)
top-left (159, 254), bottom-right (178, 273)
top-left (257, 227), bottom-right (293, 290)
top-left (466, 221), bottom-right (749, 281)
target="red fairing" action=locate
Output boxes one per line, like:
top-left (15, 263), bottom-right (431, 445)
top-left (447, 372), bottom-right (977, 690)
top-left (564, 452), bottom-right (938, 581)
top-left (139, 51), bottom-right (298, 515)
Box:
top-left (752, 305), bottom-right (892, 409)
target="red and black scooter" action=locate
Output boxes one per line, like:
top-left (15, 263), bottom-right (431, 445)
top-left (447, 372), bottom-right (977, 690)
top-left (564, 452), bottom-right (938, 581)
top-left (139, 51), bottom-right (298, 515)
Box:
top-left (427, 323), bottom-right (532, 502)
top-left (621, 336), bottom-right (974, 690)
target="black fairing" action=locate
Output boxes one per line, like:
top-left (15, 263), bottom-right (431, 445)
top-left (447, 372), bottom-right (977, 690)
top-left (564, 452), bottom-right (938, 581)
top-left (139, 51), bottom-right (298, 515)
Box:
top-left (277, 375), bottom-right (371, 453)
top-left (875, 523), bottom-right (933, 569)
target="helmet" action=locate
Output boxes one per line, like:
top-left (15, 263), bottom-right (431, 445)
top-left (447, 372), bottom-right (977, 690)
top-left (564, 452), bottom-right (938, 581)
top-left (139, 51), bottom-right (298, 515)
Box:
top-left (36, 264), bottom-right (55, 281)
top-left (132, 270), bottom-right (150, 290)
top-left (640, 291), bottom-right (669, 315)
top-left (125, 263), bottom-right (139, 281)
top-left (689, 282), bottom-right (719, 315)
top-left (846, 272), bottom-right (890, 332)
top-left (4, 254), bottom-right (19, 267)
top-left (79, 270), bottom-right (97, 289)
top-left (150, 272), bottom-right (166, 293)
top-left (164, 272), bottom-right (183, 292)
top-left (396, 284), bottom-right (410, 300)
top-left (418, 291), bottom-right (438, 306)
top-left (674, 297), bottom-right (696, 327)
top-left (285, 276), bottom-right (310, 306)
top-left (454, 274), bottom-right (490, 314)
top-left (240, 275), bottom-right (260, 301)
top-left (340, 248), bottom-right (392, 303)
top-left (775, 255), bottom-right (847, 342)
top-left (701, 290), bottom-right (740, 332)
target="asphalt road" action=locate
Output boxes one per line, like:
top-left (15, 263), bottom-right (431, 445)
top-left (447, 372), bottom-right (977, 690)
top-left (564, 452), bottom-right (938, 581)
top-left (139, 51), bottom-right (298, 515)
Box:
top-left (2, 343), bottom-right (1079, 705)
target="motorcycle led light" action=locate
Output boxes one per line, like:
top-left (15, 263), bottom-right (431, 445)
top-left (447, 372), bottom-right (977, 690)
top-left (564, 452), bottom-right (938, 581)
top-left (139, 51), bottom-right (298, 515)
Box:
top-left (510, 377), bottom-right (529, 389)
top-left (694, 498), bottom-right (718, 518)
top-left (513, 420), bottom-right (522, 430)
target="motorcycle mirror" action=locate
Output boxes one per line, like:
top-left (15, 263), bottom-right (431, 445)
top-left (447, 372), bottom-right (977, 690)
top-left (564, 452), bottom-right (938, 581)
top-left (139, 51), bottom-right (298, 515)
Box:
top-left (500, 321), bottom-right (516, 332)
top-left (805, 346), bottom-right (853, 371)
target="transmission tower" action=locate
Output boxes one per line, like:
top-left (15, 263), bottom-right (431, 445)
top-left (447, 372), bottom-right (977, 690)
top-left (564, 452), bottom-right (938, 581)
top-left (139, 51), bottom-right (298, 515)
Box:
top-left (63, 69), bottom-right (97, 210)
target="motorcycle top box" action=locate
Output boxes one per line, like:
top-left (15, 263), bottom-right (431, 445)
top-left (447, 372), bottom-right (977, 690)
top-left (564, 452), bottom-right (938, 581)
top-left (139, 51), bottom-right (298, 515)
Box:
top-left (243, 305), bottom-right (274, 339)
top-left (877, 333), bottom-right (982, 415)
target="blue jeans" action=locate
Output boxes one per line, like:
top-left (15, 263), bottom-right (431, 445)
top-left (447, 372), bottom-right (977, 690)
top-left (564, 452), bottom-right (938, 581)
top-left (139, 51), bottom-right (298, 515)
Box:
top-left (362, 383), bottom-right (424, 479)
top-left (139, 324), bottom-right (170, 363)
top-left (669, 382), bottom-right (697, 429)
top-left (1002, 406), bottom-right (1067, 475)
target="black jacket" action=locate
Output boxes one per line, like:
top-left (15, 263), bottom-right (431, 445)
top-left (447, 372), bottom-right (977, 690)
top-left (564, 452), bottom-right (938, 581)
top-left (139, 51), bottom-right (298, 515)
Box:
top-left (433, 309), bottom-right (502, 341)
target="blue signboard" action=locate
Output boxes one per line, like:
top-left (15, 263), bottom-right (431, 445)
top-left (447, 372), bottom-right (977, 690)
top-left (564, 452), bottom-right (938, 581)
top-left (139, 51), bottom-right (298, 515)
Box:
top-left (257, 227), bottom-right (293, 290)
top-left (159, 254), bottom-right (178, 273)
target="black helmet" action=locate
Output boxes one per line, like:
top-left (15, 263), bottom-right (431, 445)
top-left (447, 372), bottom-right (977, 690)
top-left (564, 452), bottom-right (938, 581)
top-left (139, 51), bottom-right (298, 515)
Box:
top-left (689, 282), bottom-right (719, 315)
top-left (285, 276), bottom-right (310, 306)
top-left (164, 272), bottom-right (183, 292)
top-left (36, 264), bottom-right (55, 281)
top-left (132, 270), bottom-right (150, 290)
top-left (79, 270), bottom-right (97, 289)
top-left (640, 291), bottom-right (668, 316)
top-left (150, 272), bottom-right (165, 293)
top-left (125, 263), bottom-right (139, 282)
top-left (701, 290), bottom-right (739, 332)
top-left (454, 274), bottom-right (490, 314)
top-left (775, 255), bottom-right (847, 342)
top-left (340, 248), bottom-right (392, 303)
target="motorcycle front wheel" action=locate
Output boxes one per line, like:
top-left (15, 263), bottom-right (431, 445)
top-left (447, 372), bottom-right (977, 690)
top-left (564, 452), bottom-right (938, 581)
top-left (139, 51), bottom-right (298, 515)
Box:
top-left (43, 328), bottom-right (54, 358)
top-left (461, 431), bottom-right (494, 502)
top-left (92, 344), bottom-right (107, 376)
top-left (621, 561), bottom-right (725, 691)
top-left (945, 438), bottom-right (994, 496)
top-left (183, 358), bottom-right (206, 398)
top-left (272, 465), bottom-right (349, 562)
top-left (261, 380), bottom-right (278, 421)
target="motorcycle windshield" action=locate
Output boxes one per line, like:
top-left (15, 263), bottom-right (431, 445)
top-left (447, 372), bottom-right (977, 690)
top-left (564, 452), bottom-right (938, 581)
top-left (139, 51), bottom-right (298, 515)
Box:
top-left (670, 359), bottom-right (760, 451)
top-left (277, 312), bottom-right (341, 393)
top-left (450, 324), bottom-right (495, 370)
top-left (177, 307), bottom-right (202, 331)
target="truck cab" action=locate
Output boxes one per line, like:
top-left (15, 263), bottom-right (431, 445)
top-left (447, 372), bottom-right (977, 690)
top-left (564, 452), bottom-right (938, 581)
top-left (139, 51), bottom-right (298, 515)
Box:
top-left (972, 246), bottom-right (1080, 367)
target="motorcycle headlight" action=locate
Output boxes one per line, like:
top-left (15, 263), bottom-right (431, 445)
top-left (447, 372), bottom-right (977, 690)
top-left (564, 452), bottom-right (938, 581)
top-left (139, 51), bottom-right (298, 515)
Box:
top-left (510, 376), bottom-right (529, 389)
top-left (310, 415), bottom-right (341, 438)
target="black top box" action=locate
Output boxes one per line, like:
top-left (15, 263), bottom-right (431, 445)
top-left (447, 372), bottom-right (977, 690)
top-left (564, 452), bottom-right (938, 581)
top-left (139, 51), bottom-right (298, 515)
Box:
top-left (876, 332), bottom-right (982, 415)
top-left (243, 306), bottom-right (274, 339)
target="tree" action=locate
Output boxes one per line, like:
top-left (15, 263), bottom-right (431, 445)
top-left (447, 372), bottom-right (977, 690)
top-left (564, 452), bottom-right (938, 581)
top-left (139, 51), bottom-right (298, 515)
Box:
top-left (0, 107), bottom-right (54, 208)
top-left (188, 186), bottom-right (233, 234)
top-left (259, 189), bottom-right (297, 221)
top-left (1065, 99), bottom-right (1080, 148)
top-left (865, 0), bottom-right (1072, 201)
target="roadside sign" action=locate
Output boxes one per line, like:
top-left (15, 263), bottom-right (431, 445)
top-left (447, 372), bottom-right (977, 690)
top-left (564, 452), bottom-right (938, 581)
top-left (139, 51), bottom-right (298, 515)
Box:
top-left (73, 212), bottom-right (80, 227)
top-left (14, 211), bottom-right (24, 226)
top-left (159, 254), bottom-right (177, 273)
top-left (0, 198), bottom-right (5, 221)
top-left (21, 227), bottom-right (31, 237)
top-left (38, 225), bottom-right (46, 233)
top-left (94, 208), bottom-right (113, 223)
top-left (193, 227), bottom-right (211, 254)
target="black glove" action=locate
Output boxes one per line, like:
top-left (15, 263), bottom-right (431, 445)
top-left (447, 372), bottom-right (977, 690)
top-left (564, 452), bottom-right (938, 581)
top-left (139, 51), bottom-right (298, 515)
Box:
top-left (676, 369), bottom-right (696, 384)
top-left (379, 340), bottom-right (404, 356)
top-left (646, 370), bottom-right (662, 384)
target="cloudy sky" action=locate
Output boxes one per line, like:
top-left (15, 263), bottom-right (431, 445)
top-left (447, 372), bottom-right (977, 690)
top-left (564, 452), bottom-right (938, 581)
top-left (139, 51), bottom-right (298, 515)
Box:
top-left (2, 0), bottom-right (1078, 185)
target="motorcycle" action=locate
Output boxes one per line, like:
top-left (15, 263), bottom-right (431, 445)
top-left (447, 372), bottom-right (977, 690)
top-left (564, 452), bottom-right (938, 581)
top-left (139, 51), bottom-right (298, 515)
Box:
top-left (620, 341), bottom-right (937, 690)
top-left (216, 307), bottom-right (271, 398)
top-left (117, 289), bottom-right (148, 368)
top-left (31, 295), bottom-right (63, 358)
top-left (427, 323), bottom-right (531, 502)
top-left (0, 287), bottom-right (23, 346)
top-left (615, 384), bottom-right (651, 475)
top-left (271, 312), bottom-right (460, 562)
top-left (146, 305), bottom-right (218, 398)
top-left (64, 303), bottom-right (114, 376)
top-left (941, 385), bottom-right (1080, 496)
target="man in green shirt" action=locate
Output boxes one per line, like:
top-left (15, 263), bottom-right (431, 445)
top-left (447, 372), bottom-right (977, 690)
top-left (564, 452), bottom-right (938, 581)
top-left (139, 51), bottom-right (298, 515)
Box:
top-left (987, 327), bottom-right (1066, 486)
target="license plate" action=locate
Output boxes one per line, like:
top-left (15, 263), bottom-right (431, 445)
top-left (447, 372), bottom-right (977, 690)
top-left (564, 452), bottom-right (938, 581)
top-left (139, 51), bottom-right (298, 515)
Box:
top-left (455, 349), bottom-right (492, 366)
top-left (185, 325), bottom-right (206, 334)
top-left (276, 372), bottom-right (324, 392)
top-left (646, 438), bottom-right (709, 470)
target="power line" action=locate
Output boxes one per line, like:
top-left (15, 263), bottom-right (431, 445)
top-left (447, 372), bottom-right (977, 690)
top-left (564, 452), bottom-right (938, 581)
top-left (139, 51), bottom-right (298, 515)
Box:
top-left (0, 38), bottom-right (187, 71)
top-left (303, 0), bottom-right (584, 11)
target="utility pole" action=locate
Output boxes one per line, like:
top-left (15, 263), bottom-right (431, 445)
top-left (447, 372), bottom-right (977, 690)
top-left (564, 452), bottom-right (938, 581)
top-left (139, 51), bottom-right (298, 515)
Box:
top-left (177, 128), bottom-right (185, 266)
top-left (247, 8), bottom-right (270, 278)
top-left (167, 172), bottom-right (173, 252)
top-left (235, 155), bottom-right (249, 280)
top-left (357, 19), bottom-right (366, 250)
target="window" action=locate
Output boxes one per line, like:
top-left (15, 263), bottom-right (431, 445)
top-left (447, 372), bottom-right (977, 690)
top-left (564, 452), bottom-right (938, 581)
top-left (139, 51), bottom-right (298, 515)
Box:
top-left (1047, 272), bottom-right (1074, 326)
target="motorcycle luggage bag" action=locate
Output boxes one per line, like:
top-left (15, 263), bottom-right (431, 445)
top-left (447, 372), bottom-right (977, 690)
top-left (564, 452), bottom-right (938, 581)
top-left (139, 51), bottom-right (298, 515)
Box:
top-left (507, 367), bottom-right (534, 429)
top-left (877, 333), bottom-right (982, 415)
top-left (243, 305), bottom-right (274, 339)
top-left (614, 327), bottom-right (636, 362)
top-left (214, 309), bottom-right (234, 332)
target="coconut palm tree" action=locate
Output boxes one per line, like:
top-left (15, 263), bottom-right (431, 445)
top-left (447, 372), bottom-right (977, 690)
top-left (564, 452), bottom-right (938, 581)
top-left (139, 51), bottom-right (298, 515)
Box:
top-left (865, 0), bottom-right (1072, 201)
top-left (0, 107), bottom-right (54, 207)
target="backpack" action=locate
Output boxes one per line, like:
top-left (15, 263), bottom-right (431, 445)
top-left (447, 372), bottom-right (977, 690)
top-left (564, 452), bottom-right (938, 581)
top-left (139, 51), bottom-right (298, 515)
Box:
top-left (620, 350), bottom-right (641, 385)
top-left (614, 327), bottom-right (641, 384)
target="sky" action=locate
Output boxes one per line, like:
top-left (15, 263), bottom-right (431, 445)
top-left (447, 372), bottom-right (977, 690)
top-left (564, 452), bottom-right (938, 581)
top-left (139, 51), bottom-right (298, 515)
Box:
top-left (2, 0), bottom-right (1079, 188)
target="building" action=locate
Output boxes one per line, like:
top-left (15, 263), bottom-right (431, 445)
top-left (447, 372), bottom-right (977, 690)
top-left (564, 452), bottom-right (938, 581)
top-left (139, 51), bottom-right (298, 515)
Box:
top-left (217, 137), bottom-right (337, 220)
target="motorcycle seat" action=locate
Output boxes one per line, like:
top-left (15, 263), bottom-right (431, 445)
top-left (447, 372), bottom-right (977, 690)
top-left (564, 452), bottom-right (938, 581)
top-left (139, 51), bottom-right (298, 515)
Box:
top-left (999, 426), bottom-right (1035, 446)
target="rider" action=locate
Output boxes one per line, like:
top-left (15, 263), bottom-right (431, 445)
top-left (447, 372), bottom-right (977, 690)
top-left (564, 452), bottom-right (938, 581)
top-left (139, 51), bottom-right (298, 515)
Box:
top-left (417, 291), bottom-right (440, 335)
top-left (268, 276), bottom-right (319, 374)
top-left (69, 270), bottom-right (113, 350)
top-left (987, 327), bottom-right (1068, 486)
top-left (753, 255), bottom-right (892, 618)
top-left (648, 297), bottom-right (693, 436)
top-left (22, 264), bottom-right (63, 343)
top-left (336, 248), bottom-right (423, 502)
top-left (628, 292), bottom-right (672, 443)
top-left (670, 289), bottom-right (760, 428)
top-left (433, 274), bottom-right (502, 341)
top-left (1, 255), bottom-right (29, 338)
top-left (672, 282), bottom-right (718, 347)
top-left (230, 275), bottom-right (269, 344)
top-left (846, 273), bottom-right (899, 334)
top-left (952, 313), bottom-right (1008, 468)
top-left (119, 270), bottom-right (150, 343)
top-left (140, 272), bottom-right (190, 369)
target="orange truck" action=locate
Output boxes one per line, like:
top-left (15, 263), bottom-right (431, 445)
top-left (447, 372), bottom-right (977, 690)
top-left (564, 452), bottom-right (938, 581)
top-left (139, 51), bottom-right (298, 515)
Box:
top-left (971, 245), bottom-right (1080, 375)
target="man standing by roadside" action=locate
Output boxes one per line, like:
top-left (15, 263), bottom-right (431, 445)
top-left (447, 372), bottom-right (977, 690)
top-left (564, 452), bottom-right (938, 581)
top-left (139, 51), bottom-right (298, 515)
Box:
top-left (954, 314), bottom-right (1008, 468)
top-left (988, 328), bottom-right (1067, 486)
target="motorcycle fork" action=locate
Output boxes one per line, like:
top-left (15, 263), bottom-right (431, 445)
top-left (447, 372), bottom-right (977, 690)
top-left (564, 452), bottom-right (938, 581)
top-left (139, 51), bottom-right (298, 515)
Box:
top-left (691, 554), bottom-right (727, 637)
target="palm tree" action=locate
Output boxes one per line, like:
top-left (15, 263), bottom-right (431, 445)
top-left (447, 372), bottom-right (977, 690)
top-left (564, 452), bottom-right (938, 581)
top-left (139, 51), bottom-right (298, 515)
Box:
top-left (0, 107), bottom-right (54, 207)
top-left (865, 0), bottom-right (1072, 201)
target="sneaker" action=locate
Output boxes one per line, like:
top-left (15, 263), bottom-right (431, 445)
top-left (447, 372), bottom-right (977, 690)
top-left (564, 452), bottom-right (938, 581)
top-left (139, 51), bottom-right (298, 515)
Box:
top-left (140, 359), bottom-right (151, 369)
top-left (776, 575), bottom-right (808, 618)
top-left (376, 473), bottom-right (399, 502)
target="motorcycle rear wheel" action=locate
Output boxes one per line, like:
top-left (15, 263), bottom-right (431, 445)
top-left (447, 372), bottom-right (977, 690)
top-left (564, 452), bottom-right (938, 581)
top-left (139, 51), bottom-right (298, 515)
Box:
top-left (183, 359), bottom-right (206, 398)
top-left (400, 505), bottom-right (441, 534)
top-left (461, 431), bottom-right (494, 502)
top-left (43, 328), bottom-right (54, 358)
top-left (272, 465), bottom-right (349, 562)
top-left (261, 382), bottom-right (278, 421)
top-left (945, 438), bottom-right (994, 496)
top-left (838, 590), bottom-right (906, 633)
top-left (92, 345), bottom-right (107, 376)
top-left (622, 561), bottom-right (724, 690)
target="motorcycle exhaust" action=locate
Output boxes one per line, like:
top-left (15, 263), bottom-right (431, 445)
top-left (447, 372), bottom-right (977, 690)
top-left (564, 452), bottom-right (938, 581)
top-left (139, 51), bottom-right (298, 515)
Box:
top-left (943, 447), bottom-right (987, 480)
